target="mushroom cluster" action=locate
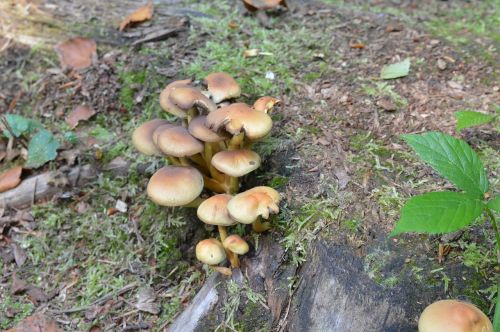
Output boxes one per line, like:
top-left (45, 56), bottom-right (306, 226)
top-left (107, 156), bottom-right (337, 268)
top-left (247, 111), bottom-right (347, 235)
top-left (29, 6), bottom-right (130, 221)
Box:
top-left (132, 72), bottom-right (282, 273)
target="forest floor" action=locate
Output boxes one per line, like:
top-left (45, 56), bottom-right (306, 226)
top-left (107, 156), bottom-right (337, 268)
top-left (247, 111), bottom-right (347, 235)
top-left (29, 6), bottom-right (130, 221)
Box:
top-left (0, 0), bottom-right (498, 331)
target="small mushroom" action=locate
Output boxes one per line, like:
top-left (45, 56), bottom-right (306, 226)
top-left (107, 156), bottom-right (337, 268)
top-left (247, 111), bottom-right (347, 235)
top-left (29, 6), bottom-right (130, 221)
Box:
top-left (222, 235), bottom-right (249, 255)
top-left (204, 72), bottom-right (241, 103)
top-left (211, 150), bottom-right (261, 177)
top-left (242, 0), bottom-right (287, 12)
top-left (132, 119), bottom-right (170, 155)
top-left (147, 166), bottom-right (204, 207)
top-left (159, 79), bottom-right (192, 118)
top-left (253, 96), bottom-right (280, 113)
top-left (227, 186), bottom-right (280, 225)
top-left (418, 300), bottom-right (493, 332)
top-left (206, 103), bottom-right (273, 140)
top-left (156, 126), bottom-right (204, 158)
top-left (168, 86), bottom-right (217, 118)
top-left (188, 116), bottom-right (227, 143)
top-left (196, 238), bottom-right (226, 265)
top-left (197, 194), bottom-right (236, 227)
top-left (152, 123), bottom-right (175, 146)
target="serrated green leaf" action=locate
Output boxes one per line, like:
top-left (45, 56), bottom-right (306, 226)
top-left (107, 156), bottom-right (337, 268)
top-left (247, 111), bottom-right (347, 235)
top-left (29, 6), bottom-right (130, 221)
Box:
top-left (391, 191), bottom-right (484, 235)
top-left (380, 58), bottom-right (410, 79)
top-left (3, 114), bottom-right (43, 138)
top-left (25, 130), bottom-right (60, 168)
top-left (487, 195), bottom-right (500, 213)
top-left (402, 132), bottom-right (489, 198)
top-left (454, 110), bottom-right (495, 132)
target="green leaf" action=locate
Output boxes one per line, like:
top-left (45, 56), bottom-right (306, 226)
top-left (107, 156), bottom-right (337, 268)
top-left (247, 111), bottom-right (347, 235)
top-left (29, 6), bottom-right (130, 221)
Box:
top-left (402, 132), bottom-right (489, 198)
top-left (3, 114), bottom-right (43, 138)
top-left (454, 110), bottom-right (495, 132)
top-left (391, 191), bottom-right (485, 235)
top-left (487, 195), bottom-right (500, 213)
top-left (89, 125), bottom-right (113, 141)
top-left (25, 130), bottom-right (60, 169)
top-left (380, 58), bottom-right (410, 79)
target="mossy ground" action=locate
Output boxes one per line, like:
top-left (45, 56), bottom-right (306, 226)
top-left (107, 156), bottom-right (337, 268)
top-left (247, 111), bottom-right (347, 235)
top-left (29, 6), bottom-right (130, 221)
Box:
top-left (0, 0), bottom-right (498, 330)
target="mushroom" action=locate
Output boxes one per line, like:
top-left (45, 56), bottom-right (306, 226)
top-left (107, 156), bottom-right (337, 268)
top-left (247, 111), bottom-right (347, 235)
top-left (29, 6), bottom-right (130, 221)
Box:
top-left (253, 96), bottom-right (281, 113)
top-left (159, 79), bottom-right (192, 118)
top-left (196, 238), bottom-right (226, 265)
top-left (206, 103), bottom-right (273, 143)
top-left (132, 119), bottom-right (170, 156)
top-left (211, 149), bottom-right (261, 193)
top-left (188, 116), bottom-right (227, 143)
top-left (168, 86), bottom-right (217, 120)
top-left (227, 186), bottom-right (280, 232)
top-left (418, 300), bottom-right (493, 332)
top-left (204, 72), bottom-right (241, 103)
top-left (223, 234), bottom-right (249, 255)
top-left (146, 166), bottom-right (204, 207)
top-left (155, 126), bottom-right (204, 160)
top-left (242, 0), bottom-right (288, 12)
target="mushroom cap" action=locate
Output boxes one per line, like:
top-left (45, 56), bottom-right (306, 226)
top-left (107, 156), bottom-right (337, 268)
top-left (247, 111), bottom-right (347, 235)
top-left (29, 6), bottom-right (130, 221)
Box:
top-left (227, 186), bottom-right (280, 224)
top-left (147, 166), bottom-right (204, 207)
top-left (222, 235), bottom-right (249, 255)
top-left (206, 103), bottom-right (272, 140)
top-left (197, 194), bottom-right (236, 226)
top-left (160, 79), bottom-right (192, 118)
top-left (243, 0), bottom-right (287, 11)
top-left (253, 96), bottom-right (281, 113)
top-left (132, 119), bottom-right (170, 156)
top-left (196, 238), bottom-right (226, 265)
top-left (152, 123), bottom-right (175, 146)
top-left (211, 150), bottom-right (261, 177)
top-left (169, 86), bottom-right (217, 114)
top-left (156, 126), bottom-right (204, 157)
top-left (188, 116), bottom-right (227, 143)
top-left (418, 300), bottom-right (493, 332)
top-left (204, 72), bottom-right (241, 103)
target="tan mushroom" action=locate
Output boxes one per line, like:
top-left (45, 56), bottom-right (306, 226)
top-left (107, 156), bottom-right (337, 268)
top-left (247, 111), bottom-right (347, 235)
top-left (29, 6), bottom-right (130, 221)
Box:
top-left (196, 238), bottom-right (226, 265)
top-left (197, 194), bottom-right (236, 227)
top-left (156, 126), bottom-right (204, 158)
top-left (204, 72), bottom-right (241, 103)
top-left (147, 166), bottom-right (204, 207)
top-left (152, 123), bottom-right (175, 146)
top-left (418, 300), bottom-right (493, 332)
top-left (206, 103), bottom-right (272, 141)
top-left (132, 119), bottom-right (170, 156)
top-left (223, 235), bottom-right (249, 255)
top-left (169, 86), bottom-right (217, 118)
top-left (188, 116), bottom-right (227, 143)
top-left (160, 79), bottom-right (192, 118)
top-left (253, 96), bottom-right (280, 113)
top-left (211, 150), bottom-right (261, 177)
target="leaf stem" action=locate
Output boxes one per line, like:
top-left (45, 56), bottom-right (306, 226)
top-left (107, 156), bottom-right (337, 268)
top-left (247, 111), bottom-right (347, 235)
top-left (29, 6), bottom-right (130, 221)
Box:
top-left (485, 206), bottom-right (500, 261)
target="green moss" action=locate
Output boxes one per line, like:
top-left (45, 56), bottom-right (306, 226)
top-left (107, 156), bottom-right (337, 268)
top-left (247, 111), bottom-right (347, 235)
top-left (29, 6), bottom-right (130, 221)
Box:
top-left (0, 296), bottom-right (34, 329)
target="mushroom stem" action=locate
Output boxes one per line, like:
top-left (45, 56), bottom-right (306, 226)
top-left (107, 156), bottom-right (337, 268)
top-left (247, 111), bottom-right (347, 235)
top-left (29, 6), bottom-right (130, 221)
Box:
top-left (183, 197), bottom-right (206, 208)
top-left (252, 217), bottom-right (271, 233)
top-left (166, 156), bottom-right (181, 166)
top-left (187, 108), bottom-right (197, 123)
top-left (204, 142), bottom-right (225, 182)
top-left (228, 132), bottom-right (245, 150)
top-left (218, 226), bottom-right (239, 268)
top-left (211, 266), bottom-right (232, 276)
top-left (189, 153), bottom-right (210, 175)
top-left (242, 140), bottom-right (254, 150)
top-left (179, 157), bottom-right (190, 166)
top-left (202, 175), bottom-right (227, 193)
top-left (229, 176), bottom-right (239, 194)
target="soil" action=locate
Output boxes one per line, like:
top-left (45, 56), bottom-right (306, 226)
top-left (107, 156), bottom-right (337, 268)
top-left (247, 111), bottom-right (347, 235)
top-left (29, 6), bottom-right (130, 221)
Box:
top-left (0, 0), bottom-right (498, 331)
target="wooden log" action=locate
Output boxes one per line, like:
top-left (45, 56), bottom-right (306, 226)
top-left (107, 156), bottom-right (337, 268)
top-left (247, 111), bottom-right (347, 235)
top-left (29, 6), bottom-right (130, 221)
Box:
top-left (0, 165), bottom-right (95, 209)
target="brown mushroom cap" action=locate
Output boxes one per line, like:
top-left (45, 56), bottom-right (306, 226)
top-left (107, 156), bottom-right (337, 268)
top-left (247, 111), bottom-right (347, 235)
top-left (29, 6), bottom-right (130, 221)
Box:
top-left (132, 119), bottom-right (170, 156)
top-left (206, 103), bottom-right (272, 140)
top-left (418, 300), bottom-right (493, 332)
top-left (222, 235), bottom-right (249, 255)
top-left (156, 126), bottom-right (204, 157)
top-left (204, 72), bottom-right (241, 103)
top-left (227, 186), bottom-right (280, 224)
top-left (211, 150), bottom-right (261, 177)
top-left (169, 86), bottom-right (217, 115)
top-left (188, 116), bottom-right (227, 142)
top-left (147, 166), bottom-right (204, 206)
top-left (196, 238), bottom-right (226, 265)
top-left (253, 96), bottom-right (280, 113)
top-left (152, 123), bottom-right (175, 146)
top-left (197, 194), bottom-right (236, 226)
top-left (243, 0), bottom-right (287, 11)
top-left (160, 79), bottom-right (192, 118)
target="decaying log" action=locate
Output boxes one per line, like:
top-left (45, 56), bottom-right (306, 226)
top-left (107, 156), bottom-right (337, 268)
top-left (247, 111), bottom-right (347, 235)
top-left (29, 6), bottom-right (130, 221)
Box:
top-left (0, 165), bottom-right (95, 209)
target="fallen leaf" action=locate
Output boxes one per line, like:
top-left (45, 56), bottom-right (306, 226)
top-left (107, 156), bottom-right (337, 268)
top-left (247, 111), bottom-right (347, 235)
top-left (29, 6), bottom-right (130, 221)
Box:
top-left (27, 286), bottom-right (50, 304)
top-left (11, 273), bottom-right (28, 295)
top-left (134, 287), bottom-right (160, 314)
top-left (376, 97), bottom-right (397, 111)
top-left (350, 42), bottom-right (365, 49)
top-left (242, 0), bottom-right (287, 11)
top-left (380, 58), bottom-right (410, 80)
top-left (437, 58), bottom-right (447, 70)
top-left (0, 166), bottom-right (22, 193)
top-left (7, 313), bottom-right (62, 332)
top-left (65, 105), bottom-right (95, 129)
top-left (11, 243), bottom-right (27, 267)
top-left (25, 130), bottom-right (60, 169)
top-left (119, 1), bottom-right (154, 32)
top-left (55, 37), bottom-right (97, 70)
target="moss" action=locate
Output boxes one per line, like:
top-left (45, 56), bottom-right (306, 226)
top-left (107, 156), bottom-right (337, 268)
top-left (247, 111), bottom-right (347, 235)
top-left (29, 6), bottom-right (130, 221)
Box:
top-left (0, 296), bottom-right (34, 329)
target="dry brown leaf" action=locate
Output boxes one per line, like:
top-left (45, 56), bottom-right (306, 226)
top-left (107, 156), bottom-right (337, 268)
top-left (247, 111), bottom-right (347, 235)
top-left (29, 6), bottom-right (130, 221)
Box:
top-left (65, 105), bottom-right (95, 129)
top-left (55, 37), bottom-right (97, 70)
top-left (7, 313), bottom-right (62, 332)
top-left (350, 42), bottom-right (365, 49)
top-left (119, 1), bottom-right (154, 32)
top-left (242, 0), bottom-right (287, 11)
top-left (0, 166), bottom-right (22, 193)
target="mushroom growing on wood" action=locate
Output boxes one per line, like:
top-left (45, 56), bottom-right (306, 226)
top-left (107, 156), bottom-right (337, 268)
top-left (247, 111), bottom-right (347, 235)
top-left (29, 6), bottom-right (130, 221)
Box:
top-left (196, 238), bottom-right (226, 265)
top-left (159, 79), bottom-right (192, 118)
top-left (211, 149), bottom-right (261, 193)
top-left (147, 166), bottom-right (204, 207)
top-left (223, 234), bottom-right (249, 255)
top-left (418, 300), bottom-right (493, 332)
top-left (204, 72), bottom-right (241, 103)
top-left (197, 194), bottom-right (236, 227)
top-left (132, 119), bottom-right (170, 155)
top-left (155, 126), bottom-right (204, 159)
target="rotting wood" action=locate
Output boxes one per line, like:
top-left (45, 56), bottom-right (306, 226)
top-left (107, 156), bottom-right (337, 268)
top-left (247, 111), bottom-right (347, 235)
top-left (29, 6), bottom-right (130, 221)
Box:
top-left (0, 165), bottom-right (95, 209)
